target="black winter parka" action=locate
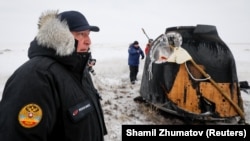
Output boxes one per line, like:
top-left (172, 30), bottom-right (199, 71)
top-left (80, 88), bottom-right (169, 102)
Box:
top-left (0, 10), bottom-right (107, 141)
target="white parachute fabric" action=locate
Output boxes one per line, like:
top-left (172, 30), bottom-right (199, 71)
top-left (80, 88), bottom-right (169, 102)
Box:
top-left (167, 47), bottom-right (192, 64)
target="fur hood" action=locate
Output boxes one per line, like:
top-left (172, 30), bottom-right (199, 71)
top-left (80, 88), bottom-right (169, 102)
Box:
top-left (28, 10), bottom-right (90, 74)
top-left (36, 10), bottom-right (75, 56)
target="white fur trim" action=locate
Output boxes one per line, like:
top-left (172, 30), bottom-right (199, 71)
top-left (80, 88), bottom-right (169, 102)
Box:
top-left (36, 10), bottom-right (75, 56)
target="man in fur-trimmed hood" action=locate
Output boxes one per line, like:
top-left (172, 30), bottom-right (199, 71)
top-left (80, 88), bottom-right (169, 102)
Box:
top-left (0, 10), bottom-right (107, 141)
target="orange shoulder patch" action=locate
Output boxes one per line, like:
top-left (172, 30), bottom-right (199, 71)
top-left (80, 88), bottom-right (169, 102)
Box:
top-left (18, 103), bottom-right (43, 128)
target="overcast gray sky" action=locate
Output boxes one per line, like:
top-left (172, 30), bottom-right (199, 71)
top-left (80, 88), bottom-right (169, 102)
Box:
top-left (0, 0), bottom-right (249, 46)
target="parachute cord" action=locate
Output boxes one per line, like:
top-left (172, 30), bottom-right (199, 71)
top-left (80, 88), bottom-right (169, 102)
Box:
top-left (148, 61), bottom-right (153, 80)
top-left (184, 62), bottom-right (211, 81)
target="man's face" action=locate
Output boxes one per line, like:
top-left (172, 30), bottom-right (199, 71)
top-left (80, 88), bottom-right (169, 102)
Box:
top-left (71, 30), bottom-right (91, 52)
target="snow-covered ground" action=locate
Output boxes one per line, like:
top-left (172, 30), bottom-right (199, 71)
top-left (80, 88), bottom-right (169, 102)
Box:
top-left (0, 43), bottom-right (249, 141)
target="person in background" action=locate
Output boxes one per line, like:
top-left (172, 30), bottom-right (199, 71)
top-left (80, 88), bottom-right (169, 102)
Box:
top-left (128, 41), bottom-right (145, 84)
top-left (87, 49), bottom-right (97, 76)
top-left (144, 38), bottom-right (153, 55)
top-left (0, 10), bottom-right (107, 141)
top-left (88, 57), bottom-right (97, 75)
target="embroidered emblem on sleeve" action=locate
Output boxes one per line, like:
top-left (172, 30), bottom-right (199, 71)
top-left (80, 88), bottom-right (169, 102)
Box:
top-left (18, 103), bottom-right (43, 128)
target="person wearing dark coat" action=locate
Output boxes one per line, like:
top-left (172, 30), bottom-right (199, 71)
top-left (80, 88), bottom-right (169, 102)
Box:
top-left (0, 10), bottom-right (107, 141)
top-left (128, 41), bottom-right (145, 84)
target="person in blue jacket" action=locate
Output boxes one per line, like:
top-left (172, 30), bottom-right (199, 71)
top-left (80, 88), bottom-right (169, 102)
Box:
top-left (128, 41), bottom-right (145, 84)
